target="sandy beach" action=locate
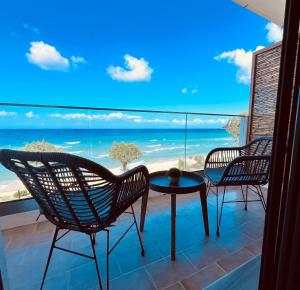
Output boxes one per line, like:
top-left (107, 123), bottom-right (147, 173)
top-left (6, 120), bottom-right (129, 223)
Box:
top-left (0, 158), bottom-right (185, 202)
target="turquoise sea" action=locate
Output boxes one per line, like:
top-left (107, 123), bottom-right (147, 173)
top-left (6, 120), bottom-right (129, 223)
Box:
top-left (0, 129), bottom-right (235, 184)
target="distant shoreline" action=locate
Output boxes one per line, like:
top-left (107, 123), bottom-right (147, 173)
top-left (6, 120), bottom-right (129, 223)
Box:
top-left (0, 157), bottom-right (199, 202)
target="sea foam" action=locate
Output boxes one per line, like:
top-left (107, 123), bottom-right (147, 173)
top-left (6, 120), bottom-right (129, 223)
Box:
top-left (65, 141), bottom-right (81, 145)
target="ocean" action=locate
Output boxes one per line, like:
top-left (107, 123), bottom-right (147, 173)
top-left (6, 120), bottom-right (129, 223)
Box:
top-left (0, 129), bottom-right (235, 184)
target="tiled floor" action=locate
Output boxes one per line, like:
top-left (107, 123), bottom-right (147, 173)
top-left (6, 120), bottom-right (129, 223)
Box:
top-left (3, 187), bottom-right (266, 290)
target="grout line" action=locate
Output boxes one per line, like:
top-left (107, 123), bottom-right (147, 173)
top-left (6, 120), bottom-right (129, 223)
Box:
top-left (181, 252), bottom-right (200, 272)
top-left (213, 261), bottom-right (228, 274)
top-left (215, 247), bottom-right (255, 273)
top-left (161, 281), bottom-right (186, 290)
top-left (178, 281), bottom-right (187, 290)
top-left (113, 252), bottom-right (123, 276)
top-left (144, 266), bottom-right (160, 290)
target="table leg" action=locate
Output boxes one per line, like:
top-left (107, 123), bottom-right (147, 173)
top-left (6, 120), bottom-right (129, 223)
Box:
top-left (140, 189), bottom-right (149, 232)
top-left (200, 187), bottom-right (209, 236)
top-left (171, 194), bottom-right (176, 261)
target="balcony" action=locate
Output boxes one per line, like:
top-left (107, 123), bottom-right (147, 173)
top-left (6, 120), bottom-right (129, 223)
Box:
top-left (1, 0), bottom-right (299, 288)
top-left (2, 185), bottom-right (265, 290)
top-left (0, 103), bottom-right (265, 290)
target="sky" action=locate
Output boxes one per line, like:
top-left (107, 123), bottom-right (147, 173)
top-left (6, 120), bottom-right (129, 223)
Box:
top-left (0, 0), bottom-right (283, 129)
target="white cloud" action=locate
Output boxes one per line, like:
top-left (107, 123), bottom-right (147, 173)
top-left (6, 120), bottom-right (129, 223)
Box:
top-left (133, 118), bottom-right (168, 124)
top-left (266, 22), bottom-right (283, 43)
top-left (181, 87), bottom-right (198, 94)
top-left (26, 111), bottom-right (39, 118)
top-left (49, 112), bottom-right (142, 121)
top-left (105, 112), bottom-right (141, 120)
top-left (71, 56), bottom-right (86, 64)
top-left (107, 54), bottom-right (153, 82)
top-left (71, 56), bottom-right (86, 67)
top-left (22, 23), bottom-right (39, 34)
top-left (26, 41), bottom-right (70, 71)
top-left (0, 111), bottom-right (16, 117)
top-left (181, 88), bottom-right (188, 94)
top-left (214, 23), bottom-right (282, 84)
top-left (214, 46), bottom-right (264, 84)
top-left (172, 118), bottom-right (228, 125)
top-left (48, 112), bottom-right (228, 127)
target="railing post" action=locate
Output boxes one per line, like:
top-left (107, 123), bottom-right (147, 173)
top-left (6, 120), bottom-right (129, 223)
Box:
top-left (239, 116), bottom-right (248, 146)
top-left (184, 114), bottom-right (187, 170)
top-left (88, 110), bottom-right (93, 157)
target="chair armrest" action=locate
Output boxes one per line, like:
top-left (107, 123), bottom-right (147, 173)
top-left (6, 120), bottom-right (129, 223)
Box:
top-left (220, 155), bottom-right (271, 185)
top-left (116, 165), bottom-right (149, 209)
top-left (205, 147), bottom-right (241, 169)
top-left (119, 165), bottom-right (149, 181)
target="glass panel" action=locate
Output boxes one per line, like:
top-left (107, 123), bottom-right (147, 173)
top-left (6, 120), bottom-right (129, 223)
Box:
top-left (185, 114), bottom-right (237, 171)
top-left (0, 104), bottom-right (246, 202)
top-left (0, 106), bottom-right (187, 202)
top-left (0, 106), bottom-right (90, 202)
top-left (88, 110), bottom-right (186, 174)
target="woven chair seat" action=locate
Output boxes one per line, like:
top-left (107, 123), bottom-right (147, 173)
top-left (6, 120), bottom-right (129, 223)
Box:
top-left (205, 167), bottom-right (226, 185)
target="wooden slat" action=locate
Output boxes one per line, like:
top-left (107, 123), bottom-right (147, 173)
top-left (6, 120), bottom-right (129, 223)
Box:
top-left (248, 44), bottom-right (282, 141)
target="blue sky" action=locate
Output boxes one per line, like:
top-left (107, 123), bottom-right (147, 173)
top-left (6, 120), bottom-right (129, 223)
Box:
top-left (0, 0), bottom-right (283, 128)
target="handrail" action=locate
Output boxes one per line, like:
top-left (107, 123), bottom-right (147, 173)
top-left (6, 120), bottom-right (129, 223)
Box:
top-left (0, 102), bottom-right (247, 118)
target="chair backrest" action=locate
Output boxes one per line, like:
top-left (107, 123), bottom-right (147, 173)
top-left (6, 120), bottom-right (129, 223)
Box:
top-left (242, 136), bottom-right (273, 156)
top-left (0, 149), bottom-right (119, 233)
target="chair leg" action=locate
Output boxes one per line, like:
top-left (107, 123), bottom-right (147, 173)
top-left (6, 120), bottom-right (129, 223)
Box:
top-left (131, 205), bottom-right (145, 256)
top-left (35, 213), bottom-right (42, 222)
top-left (40, 226), bottom-right (59, 290)
top-left (241, 186), bottom-right (247, 211)
top-left (217, 187), bottom-right (226, 235)
top-left (245, 185), bottom-right (248, 210)
top-left (206, 181), bottom-right (211, 197)
top-left (106, 230), bottom-right (110, 290)
top-left (91, 233), bottom-right (96, 245)
top-left (216, 187), bottom-right (219, 235)
top-left (90, 235), bottom-right (103, 290)
top-left (258, 186), bottom-right (267, 211)
top-left (140, 190), bottom-right (149, 232)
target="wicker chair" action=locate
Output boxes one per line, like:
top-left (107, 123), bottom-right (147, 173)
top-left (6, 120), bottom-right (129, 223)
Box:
top-left (204, 136), bottom-right (272, 235)
top-left (0, 149), bottom-right (149, 290)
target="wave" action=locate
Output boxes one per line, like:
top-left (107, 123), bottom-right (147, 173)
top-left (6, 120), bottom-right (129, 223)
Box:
top-left (187, 144), bottom-right (201, 148)
top-left (144, 145), bottom-right (185, 154)
top-left (65, 141), bottom-right (81, 145)
top-left (149, 139), bottom-right (158, 142)
top-left (143, 143), bottom-right (205, 154)
top-left (206, 137), bottom-right (233, 142)
top-left (146, 144), bottom-right (162, 148)
top-left (95, 154), bottom-right (109, 159)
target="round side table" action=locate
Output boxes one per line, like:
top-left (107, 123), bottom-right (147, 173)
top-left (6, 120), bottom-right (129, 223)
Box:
top-left (140, 170), bottom-right (209, 261)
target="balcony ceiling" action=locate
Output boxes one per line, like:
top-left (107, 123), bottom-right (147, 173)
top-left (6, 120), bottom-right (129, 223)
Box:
top-left (233, 0), bottom-right (286, 26)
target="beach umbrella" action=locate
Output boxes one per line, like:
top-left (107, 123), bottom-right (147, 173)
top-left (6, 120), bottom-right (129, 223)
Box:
top-left (233, 0), bottom-right (285, 26)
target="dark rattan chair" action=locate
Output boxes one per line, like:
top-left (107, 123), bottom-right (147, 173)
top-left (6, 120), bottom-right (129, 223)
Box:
top-left (0, 149), bottom-right (149, 290)
top-left (204, 136), bottom-right (272, 235)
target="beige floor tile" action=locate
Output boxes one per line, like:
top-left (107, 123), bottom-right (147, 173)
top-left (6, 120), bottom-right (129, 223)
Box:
top-left (216, 248), bottom-right (255, 273)
top-left (181, 263), bottom-right (226, 290)
top-left (146, 253), bottom-right (197, 289)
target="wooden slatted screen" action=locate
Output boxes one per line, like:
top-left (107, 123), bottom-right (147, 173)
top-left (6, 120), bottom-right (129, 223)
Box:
top-left (247, 42), bottom-right (282, 142)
